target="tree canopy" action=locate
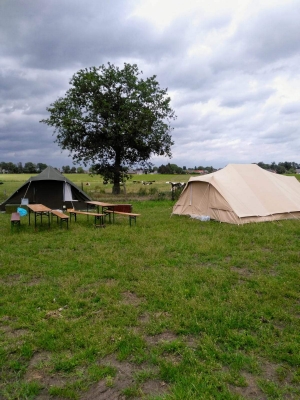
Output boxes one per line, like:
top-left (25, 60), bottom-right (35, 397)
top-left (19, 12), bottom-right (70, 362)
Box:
top-left (157, 163), bottom-right (184, 174)
top-left (41, 63), bottom-right (176, 193)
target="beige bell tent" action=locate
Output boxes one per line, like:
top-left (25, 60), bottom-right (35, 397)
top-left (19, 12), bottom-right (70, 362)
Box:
top-left (172, 164), bottom-right (300, 224)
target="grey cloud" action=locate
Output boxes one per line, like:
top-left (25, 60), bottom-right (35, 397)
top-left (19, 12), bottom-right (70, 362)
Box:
top-left (220, 87), bottom-right (274, 108)
top-left (281, 102), bottom-right (300, 115)
top-left (0, 68), bottom-right (69, 102)
top-left (257, 119), bottom-right (300, 145)
top-left (235, 2), bottom-right (300, 63)
top-left (0, 0), bottom-right (187, 71)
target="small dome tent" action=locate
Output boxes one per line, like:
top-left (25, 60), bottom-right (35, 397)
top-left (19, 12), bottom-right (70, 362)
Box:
top-left (173, 164), bottom-right (300, 224)
top-left (0, 166), bottom-right (91, 211)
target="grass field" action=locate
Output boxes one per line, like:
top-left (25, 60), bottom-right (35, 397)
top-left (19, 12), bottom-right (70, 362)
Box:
top-left (0, 174), bottom-right (300, 399)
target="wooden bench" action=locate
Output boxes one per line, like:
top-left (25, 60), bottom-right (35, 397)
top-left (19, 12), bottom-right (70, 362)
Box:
top-left (67, 209), bottom-right (105, 226)
top-left (51, 210), bottom-right (69, 229)
top-left (11, 212), bottom-right (21, 231)
top-left (105, 210), bottom-right (140, 226)
top-left (103, 204), bottom-right (131, 223)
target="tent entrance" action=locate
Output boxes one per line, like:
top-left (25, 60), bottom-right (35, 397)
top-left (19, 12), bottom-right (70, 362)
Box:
top-left (63, 183), bottom-right (73, 201)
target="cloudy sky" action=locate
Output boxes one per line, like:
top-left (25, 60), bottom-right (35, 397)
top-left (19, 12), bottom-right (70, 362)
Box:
top-left (1, 0), bottom-right (300, 169)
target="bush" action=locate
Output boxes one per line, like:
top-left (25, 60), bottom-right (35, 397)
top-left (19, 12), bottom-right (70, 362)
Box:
top-left (138, 187), bottom-right (148, 196)
top-left (149, 187), bottom-right (158, 196)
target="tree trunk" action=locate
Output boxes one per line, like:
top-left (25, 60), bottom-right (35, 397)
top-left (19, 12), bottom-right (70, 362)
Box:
top-left (112, 151), bottom-right (121, 195)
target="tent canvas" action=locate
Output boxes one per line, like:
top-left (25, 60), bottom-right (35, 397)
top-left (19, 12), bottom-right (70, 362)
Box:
top-left (63, 182), bottom-right (74, 202)
top-left (0, 166), bottom-right (92, 211)
top-left (173, 164), bottom-right (300, 224)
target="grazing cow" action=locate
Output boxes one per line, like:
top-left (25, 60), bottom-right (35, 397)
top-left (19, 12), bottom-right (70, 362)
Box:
top-left (168, 182), bottom-right (186, 200)
top-left (169, 182), bottom-right (186, 190)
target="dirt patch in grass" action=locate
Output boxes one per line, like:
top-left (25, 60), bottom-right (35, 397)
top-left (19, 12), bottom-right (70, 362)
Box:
top-left (153, 311), bottom-right (171, 319)
top-left (145, 331), bottom-right (178, 346)
top-left (138, 312), bottom-right (151, 324)
top-left (25, 352), bottom-right (66, 388)
top-left (82, 379), bottom-right (127, 400)
top-left (138, 311), bottom-right (172, 327)
top-left (105, 278), bottom-right (118, 287)
top-left (164, 353), bottom-right (182, 365)
top-left (141, 379), bottom-right (169, 397)
top-left (262, 247), bottom-right (272, 253)
top-left (0, 316), bottom-right (29, 339)
top-left (262, 360), bottom-right (294, 385)
top-left (44, 310), bottom-right (63, 319)
top-left (0, 324), bottom-right (12, 334)
top-left (229, 360), bottom-right (298, 399)
top-left (2, 327), bottom-right (29, 338)
top-left (268, 268), bottom-right (279, 277)
top-left (1, 275), bottom-right (44, 287)
top-left (26, 276), bottom-right (44, 286)
top-left (121, 291), bottom-right (143, 306)
top-left (82, 355), bottom-right (168, 400)
top-left (183, 335), bottom-right (199, 349)
top-left (0, 274), bottom-right (22, 285)
top-left (231, 266), bottom-right (253, 277)
top-left (262, 360), bottom-right (280, 381)
top-left (229, 371), bottom-right (267, 399)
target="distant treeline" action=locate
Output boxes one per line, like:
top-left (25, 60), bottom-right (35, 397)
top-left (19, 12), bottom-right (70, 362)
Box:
top-left (256, 161), bottom-right (299, 174)
top-left (1, 160), bottom-right (299, 175)
top-left (156, 161), bottom-right (300, 174)
top-left (155, 163), bottom-right (216, 174)
top-left (0, 162), bottom-right (85, 174)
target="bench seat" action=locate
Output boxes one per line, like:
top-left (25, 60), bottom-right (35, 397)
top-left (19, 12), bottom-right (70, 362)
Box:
top-left (67, 209), bottom-right (105, 226)
top-left (51, 210), bottom-right (69, 229)
top-left (11, 212), bottom-right (21, 231)
top-left (105, 210), bottom-right (140, 226)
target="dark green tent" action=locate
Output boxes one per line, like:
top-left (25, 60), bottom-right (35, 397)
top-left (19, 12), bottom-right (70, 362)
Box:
top-left (0, 166), bottom-right (91, 211)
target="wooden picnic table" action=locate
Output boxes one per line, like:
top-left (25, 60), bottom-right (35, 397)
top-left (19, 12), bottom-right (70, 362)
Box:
top-left (27, 204), bottom-right (51, 228)
top-left (85, 201), bottom-right (116, 214)
top-left (85, 201), bottom-right (139, 225)
top-left (85, 201), bottom-right (132, 215)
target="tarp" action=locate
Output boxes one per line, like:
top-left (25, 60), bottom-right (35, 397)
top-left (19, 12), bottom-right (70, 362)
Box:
top-left (0, 166), bottom-right (91, 211)
top-left (173, 164), bottom-right (300, 224)
top-left (17, 207), bottom-right (27, 217)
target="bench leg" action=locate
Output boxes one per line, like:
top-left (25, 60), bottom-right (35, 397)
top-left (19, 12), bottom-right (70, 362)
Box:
top-left (104, 209), bottom-right (112, 223)
top-left (11, 221), bottom-right (20, 232)
top-left (69, 213), bottom-right (76, 223)
top-left (94, 215), bottom-right (105, 228)
top-left (60, 218), bottom-right (68, 229)
top-left (129, 216), bottom-right (136, 226)
top-left (59, 217), bottom-right (69, 229)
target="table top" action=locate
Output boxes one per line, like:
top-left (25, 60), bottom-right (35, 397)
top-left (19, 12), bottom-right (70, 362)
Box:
top-left (85, 201), bottom-right (116, 207)
top-left (27, 204), bottom-right (52, 212)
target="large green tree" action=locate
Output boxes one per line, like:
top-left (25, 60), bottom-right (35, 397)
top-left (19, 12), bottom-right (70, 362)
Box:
top-left (41, 63), bottom-right (176, 194)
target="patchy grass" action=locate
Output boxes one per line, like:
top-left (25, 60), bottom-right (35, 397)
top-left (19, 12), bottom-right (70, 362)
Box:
top-left (1, 190), bottom-right (300, 399)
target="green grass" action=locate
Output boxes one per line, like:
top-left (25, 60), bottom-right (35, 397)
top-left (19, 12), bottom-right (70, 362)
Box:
top-left (0, 175), bottom-right (300, 399)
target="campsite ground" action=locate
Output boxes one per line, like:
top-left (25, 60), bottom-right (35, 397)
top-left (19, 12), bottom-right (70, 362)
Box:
top-left (0, 174), bottom-right (300, 399)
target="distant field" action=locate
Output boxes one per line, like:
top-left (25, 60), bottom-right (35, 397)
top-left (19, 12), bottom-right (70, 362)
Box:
top-left (1, 172), bottom-right (300, 205)
top-left (0, 173), bottom-right (190, 204)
